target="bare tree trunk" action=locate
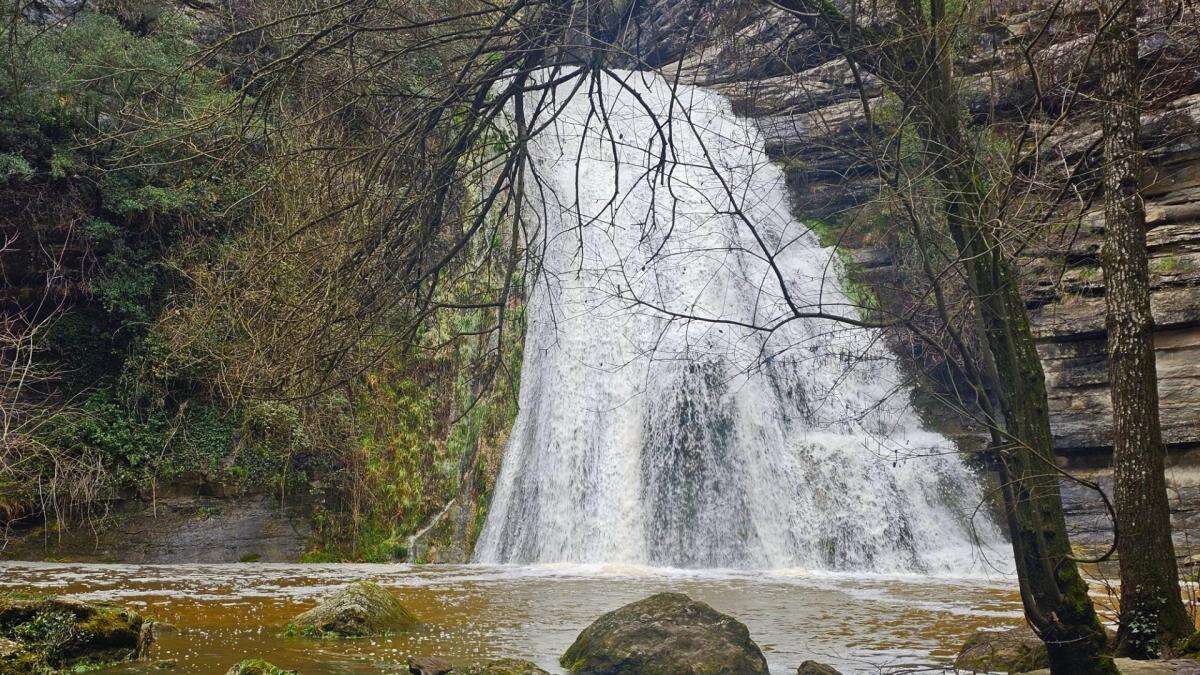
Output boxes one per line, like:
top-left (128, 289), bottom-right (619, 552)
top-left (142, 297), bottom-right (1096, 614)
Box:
top-left (1098, 0), bottom-right (1194, 657)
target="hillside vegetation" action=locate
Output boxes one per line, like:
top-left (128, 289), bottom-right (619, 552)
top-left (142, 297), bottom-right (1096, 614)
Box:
top-left (0, 0), bottom-right (522, 560)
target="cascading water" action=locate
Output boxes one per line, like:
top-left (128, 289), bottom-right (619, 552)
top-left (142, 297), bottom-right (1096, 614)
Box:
top-left (474, 69), bottom-right (1008, 573)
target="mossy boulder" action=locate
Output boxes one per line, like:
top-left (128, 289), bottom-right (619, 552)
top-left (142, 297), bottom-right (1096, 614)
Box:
top-left (955, 626), bottom-right (1049, 673)
top-left (287, 581), bottom-right (417, 637)
top-left (796, 661), bottom-right (841, 675)
top-left (226, 658), bottom-right (298, 674)
top-left (0, 594), bottom-right (151, 672)
top-left (560, 592), bottom-right (769, 674)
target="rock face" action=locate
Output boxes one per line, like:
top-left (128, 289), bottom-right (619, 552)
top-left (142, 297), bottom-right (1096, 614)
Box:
top-left (618, 0), bottom-right (1200, 463)
top-left (560, 592), bottom-right (769, 674)
top-left (0, 595), bottom-right (152, 672)
top-left (288, 581), bottom-right (418, 637)
top-left (954, 626), bottom-right (1049, 673)
top-left (2, 496), bottom-right (311, 563)
top-left (611, 3), bottom-right (1200, 548)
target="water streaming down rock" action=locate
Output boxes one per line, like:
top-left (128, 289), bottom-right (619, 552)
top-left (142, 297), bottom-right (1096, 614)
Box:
top-left (473, 70), bottom-right (1008, 573)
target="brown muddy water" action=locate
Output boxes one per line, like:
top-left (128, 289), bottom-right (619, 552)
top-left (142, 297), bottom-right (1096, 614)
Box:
top-left (0, 562), bottom-right (1025, 674)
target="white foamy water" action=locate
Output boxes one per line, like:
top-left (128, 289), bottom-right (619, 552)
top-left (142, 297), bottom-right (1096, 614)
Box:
top-left (474, 69), bottom-right (1008, 574)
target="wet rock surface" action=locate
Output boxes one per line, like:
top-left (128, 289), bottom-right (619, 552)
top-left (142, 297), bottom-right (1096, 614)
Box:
top-left (457, 659), bottom-right (551, 674)
top-left (410, 655), bottom-right (456, 674)
top-left (1059, 458), bottom-right (1200, 553)
top-left (796, 661), bottom-right (842, 674)
top-left (289, 581), bottom-right (418, 637)
top-left (0, 595), bottom-right (151, 672)
top-left (2, 495), bottom-right (310, 563)
top-left (560, 592), bottom-right (770, 674)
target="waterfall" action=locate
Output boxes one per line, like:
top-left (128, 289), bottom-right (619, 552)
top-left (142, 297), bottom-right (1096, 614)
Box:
top-left (473, 69), bottom-right (1008, 573)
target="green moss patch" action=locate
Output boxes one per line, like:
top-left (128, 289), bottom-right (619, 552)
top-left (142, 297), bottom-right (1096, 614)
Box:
top-left (0, 594), bottom-right (150, 672)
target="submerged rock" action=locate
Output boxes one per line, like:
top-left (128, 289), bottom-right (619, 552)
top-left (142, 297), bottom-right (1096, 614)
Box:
top-left (226, 658), bottom-right (298, 674)
top-left (458, 658), bottom-right (550, 674)
top-left (0, 594), bottom-right (151, 672)
top-left (408, 656), bottom-right (550, 675)
top-left (796, 661), bottom-right (841, 675)
top-left (288, 581), bottom-right (417, 637)
top-left (955, 626), bottom-right (1048, 673)
top-left (560, 592), bottom-right (769, 674)
top-left (409, 654), bottom-right (455, 674)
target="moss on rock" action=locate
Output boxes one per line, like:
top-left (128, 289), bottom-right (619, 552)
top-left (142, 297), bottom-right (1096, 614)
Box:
top-left (560, 592), bottom-right (769, 675)
top-left (0, 594), bottom-right (150, 672)
top-left (286, 581), bottom-right (417, 638)
top-left (226, 658), bottom-right (298, 674)
top-left (796, 661), bottom-right (841, 675)
top-left (458, 658), bottom-right (550, 674)
top-left (955, 626), bottom-right (1049, 673)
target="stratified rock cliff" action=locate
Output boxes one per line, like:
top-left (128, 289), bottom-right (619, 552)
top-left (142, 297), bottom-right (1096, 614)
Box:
top-left (619, 0), bottom-right (1200, 459)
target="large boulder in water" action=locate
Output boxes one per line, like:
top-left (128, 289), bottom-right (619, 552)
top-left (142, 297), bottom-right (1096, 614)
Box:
top-left (0, 594), bottom-right (152, 672)
top-left (288, 581), bottom-right (417, 637)
top-left (560, 592), bottom-right (769, 674)
top-left (955, 626), bottom-right (1048, 673)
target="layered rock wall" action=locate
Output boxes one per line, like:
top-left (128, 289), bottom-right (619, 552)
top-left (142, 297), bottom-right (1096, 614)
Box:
top-left (623, 0), bottom-right (1200, 460)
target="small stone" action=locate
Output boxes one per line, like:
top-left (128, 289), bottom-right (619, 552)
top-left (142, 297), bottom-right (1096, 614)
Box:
top-left (797, 661), bottom-right (842, 675)
top-left (409, 654), bottom-right (455, 674)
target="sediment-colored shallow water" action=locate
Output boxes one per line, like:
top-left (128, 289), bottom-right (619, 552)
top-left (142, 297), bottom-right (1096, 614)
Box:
top-left (0, 562), bottom-right (1024, 674)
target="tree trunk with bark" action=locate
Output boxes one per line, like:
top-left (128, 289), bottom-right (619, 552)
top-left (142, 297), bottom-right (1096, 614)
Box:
top-left (1097, 0), bottom-right (1194, 657)
top-left (916, 43), bottom-right (1114, 675)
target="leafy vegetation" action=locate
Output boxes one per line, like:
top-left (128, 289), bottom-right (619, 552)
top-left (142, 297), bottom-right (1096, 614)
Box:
top-left (0, 0), bottom-right (523, 559)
